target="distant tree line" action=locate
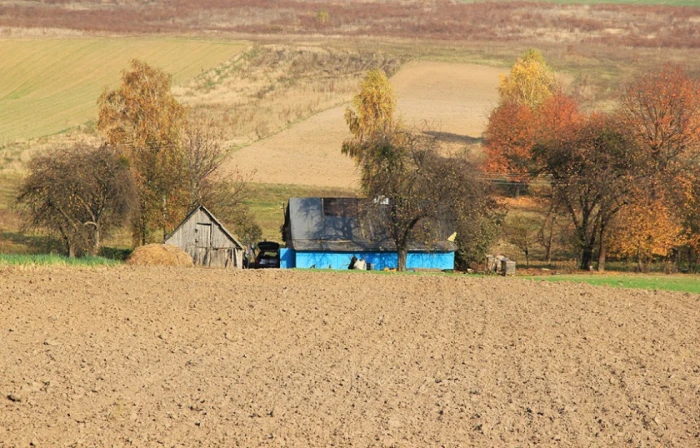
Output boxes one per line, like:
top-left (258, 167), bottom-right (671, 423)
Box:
top-left (18, 60), bottom-right (261, 257)
top-left (484, 50), bottom-right (700, 271)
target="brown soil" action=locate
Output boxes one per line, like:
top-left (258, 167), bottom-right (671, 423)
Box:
top-left (1, 267), bottom-right (698, 447)
top-left (229, 61), bottom-right (501, 188)
top-left (126, 244), bottom-right (193, 267)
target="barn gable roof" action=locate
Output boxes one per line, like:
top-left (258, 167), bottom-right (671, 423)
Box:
top-left (284, 197), bottom-right (456, 252)
top-left (166, 205), bottom-right (244, 250)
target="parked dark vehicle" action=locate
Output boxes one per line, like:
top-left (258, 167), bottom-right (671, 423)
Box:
top-left (255, 241), bottom-right (280, 268)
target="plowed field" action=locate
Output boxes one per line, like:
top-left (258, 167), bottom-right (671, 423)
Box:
top-left (1, 267), bottom-right (698, 447)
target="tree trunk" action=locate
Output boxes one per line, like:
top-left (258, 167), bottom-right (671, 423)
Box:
top-left (580, 242), bottom-right (595, 271)
top-left (397, 247), bottom-right (407, 272)
top-left (578, 218), bottom-right (598, 270)
top-left (524, 249), bottom-right (529, 267)
top-left (636, 244), bottom-right (643, 272)
top-left (597, 226), bottom-right (606, 272)
top-left (92, 226), bottom-right (100, 256)
top-left (141, 217), bottom-right (147, 246)
top-left (545, 216), bottom-right (555, 264)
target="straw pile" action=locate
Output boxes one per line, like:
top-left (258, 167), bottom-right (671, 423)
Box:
top-left (126, 244), bottom-right (193, 267)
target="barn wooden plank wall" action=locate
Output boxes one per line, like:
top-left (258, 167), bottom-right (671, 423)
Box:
top-left (166, 207), bottom-right (243, 268)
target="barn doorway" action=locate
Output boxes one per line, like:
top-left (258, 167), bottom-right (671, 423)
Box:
top-left (195, 223), bottom-right (212, 265)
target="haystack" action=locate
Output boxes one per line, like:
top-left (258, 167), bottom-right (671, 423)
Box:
top-left (126, 244), bottom-right (193, 267)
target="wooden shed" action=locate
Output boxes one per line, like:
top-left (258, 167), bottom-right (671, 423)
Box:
top-left (165, 205), bottom-right (244, 268)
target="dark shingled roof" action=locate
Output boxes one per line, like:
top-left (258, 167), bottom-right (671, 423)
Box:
top-left (284, 197), bottom-right (456, 252)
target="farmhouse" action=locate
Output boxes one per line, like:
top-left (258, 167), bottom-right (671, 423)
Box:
top-left (280, 197), bottom-right (456, 270)
top-left (165, 205), bottom-right (244, 268)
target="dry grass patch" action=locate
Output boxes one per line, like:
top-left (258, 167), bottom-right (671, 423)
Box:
top-left (126, 244), bottom-right (193, 267)
top-left (175, 44), bottom-right (402, 147)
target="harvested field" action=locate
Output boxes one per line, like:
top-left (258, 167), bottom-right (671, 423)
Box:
top-left (229, 61), bottom-right (502, 188)
top-left (1, 267), bottom-right (698, 446)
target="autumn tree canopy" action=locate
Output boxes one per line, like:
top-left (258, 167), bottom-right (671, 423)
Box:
top-left (98, 59), bottom-right (185, 150)
top-left (342, 69), bottom-right (397, 163)
top-left (533, 112), bottom-right (641, 270)
top-left (357, 128), bottom-right (497, 271)
top-left (484, 50), bottom-right (565, 192)
top-left (17, 144), bottom-right (136, 257)
top-left (484, 91), bottom-right (580, 193)
top-left (498, 48), bottom-right (558, 110)
top-left (608, 194), bottom-right (685, 271)
top-left (617, 63), bottom-right (700, 267)
top-left (617, 63), bottom-right (700, 175)
top-left (97, 60), bottom-right (260, 247)
top-left (483, 102), bottom-right (535, 185)
top-left (98, 59), bottom-right (188, 244)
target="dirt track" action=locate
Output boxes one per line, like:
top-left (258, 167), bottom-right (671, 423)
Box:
top-left (1, 266), bottom-right (698, 447)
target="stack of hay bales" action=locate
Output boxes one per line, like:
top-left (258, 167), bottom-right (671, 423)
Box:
top-left (126, 244), bottom-right (193, 267)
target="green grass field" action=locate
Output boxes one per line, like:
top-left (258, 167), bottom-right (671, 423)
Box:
top-left (0, 253), bottom-right (120, 266)
top-left (460, 0), bottom-right (698, 5)
top-left (0, 37), bottom-right (245, 143)
top-left (529, 274), bottom-right (700, 294)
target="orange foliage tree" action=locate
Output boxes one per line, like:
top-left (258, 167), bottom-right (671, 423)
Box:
top-left (608, 196), bottom-right (685, 271)
top-left (676, 167), bottom-right (700, 270)
top-left (483, 49), bottom-right (559, 193)
top-left (534, 92), bottom-right (582, 145)
top-left (482, 102), bottom-right (535, 189)
top-left (98, 59), bottom-right (187, 244)
top-left (617, 63), bottom-right (700, 268)
top-left (618, 63), bottom-right (700, 175)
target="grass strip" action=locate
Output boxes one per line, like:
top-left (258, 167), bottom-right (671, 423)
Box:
top-left (0, 253), bottom-right (121, 267)
top-left (527, 274), bottom-right (700, 294)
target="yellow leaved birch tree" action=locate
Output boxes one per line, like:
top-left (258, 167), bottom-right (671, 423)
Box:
top-left (342, 69), bottom-right (397, 162)
top-left (97, 59), bottom-right (187, 245)
top-left (498, 49), bottom-right (558, 110)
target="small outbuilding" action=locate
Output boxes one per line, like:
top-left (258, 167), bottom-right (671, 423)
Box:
top-left (280, 197), bottom-right (456, 270)
top-left (165, 205), bottom-right (244, 268)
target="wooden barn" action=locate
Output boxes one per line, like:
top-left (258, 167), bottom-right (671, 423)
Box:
top-left (165, 205), bottom-right (244, 268)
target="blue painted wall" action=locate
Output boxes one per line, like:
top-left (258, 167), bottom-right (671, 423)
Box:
top-left (283, 250), bottom-right (454, 270)
top-left (280, 248), bottom-right (295, 269)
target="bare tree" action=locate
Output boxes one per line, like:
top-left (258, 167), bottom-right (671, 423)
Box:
top-left (17, 144), bottom-right (136, 257)
top-left (506, 216), bottom-right (538, 267)
top-left (358, 128), bottom-right (497, 271)
top-left (181, 119), bottom-right (262, 245)
top-left (533, 114), bottom-right (641, 271)
top-left (181, 119), bottom-right (228, 208)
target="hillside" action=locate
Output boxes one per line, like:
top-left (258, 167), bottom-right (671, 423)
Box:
top-left (0, 38), bottom-right (244, 143)
top-left (228, 61), bottom-right (503, 189)
top-left (2, 1), bottom-right (699, 48)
